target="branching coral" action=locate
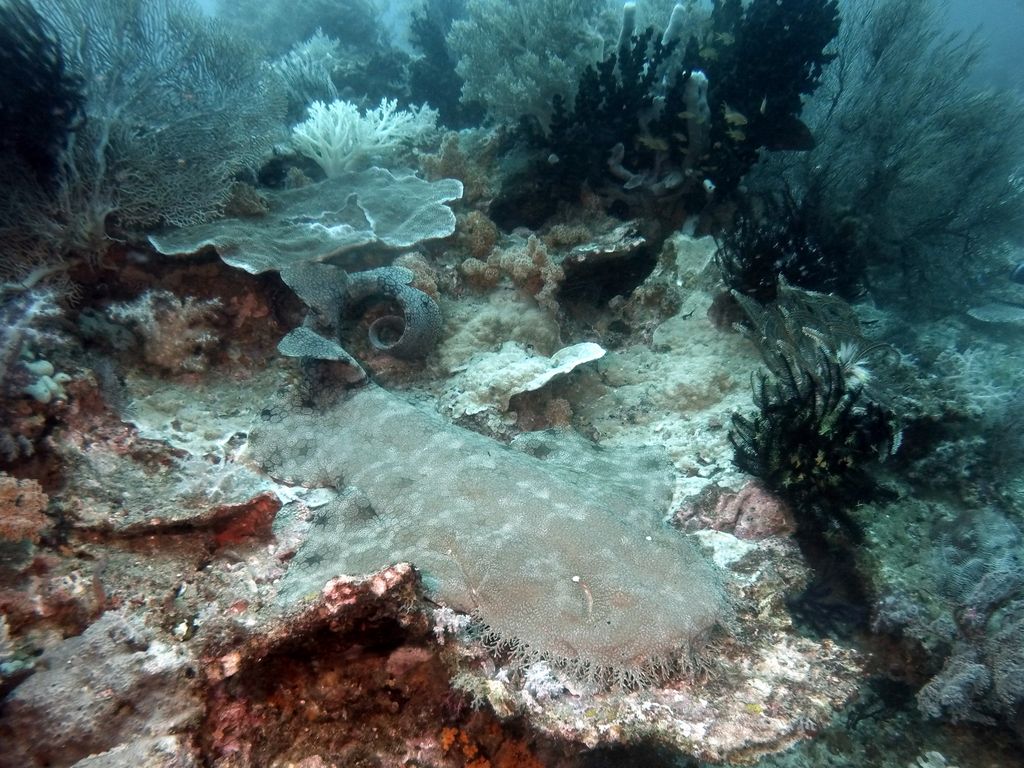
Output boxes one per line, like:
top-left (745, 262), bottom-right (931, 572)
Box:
top-left (904, 510), bottom-right (1024, 729)
top-left (271, 30), bottom-right (342, 121)
top-left (292, 98), bottom-right (439, 177)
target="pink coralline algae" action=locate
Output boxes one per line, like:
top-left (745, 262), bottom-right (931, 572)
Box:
top-left (677, 480), bottom-right (796, 540)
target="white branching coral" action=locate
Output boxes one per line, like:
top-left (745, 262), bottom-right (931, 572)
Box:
top-left (291, 98), bottom-right (439, 177)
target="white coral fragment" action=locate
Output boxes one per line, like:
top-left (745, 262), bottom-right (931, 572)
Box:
top-left (442, 340), bottom-right (606, 417)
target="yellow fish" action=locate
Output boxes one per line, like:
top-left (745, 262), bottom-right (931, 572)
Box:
top-left (722, 103), bottom-right (748, 125)
top-left (638, 134), bottom-right (670, 151)
top-left (726, 128), bottom-right (746, 142)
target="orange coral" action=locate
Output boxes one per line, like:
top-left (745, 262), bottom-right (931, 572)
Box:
top-left (459, 257), bottom-right (501, 291)
top-left (486, 235), bottom-right (564, 314)
top-left (440, 726), bottom-right (459, 752)
top-left (457, 211), bottom-right (500, 260)
top-left (438, 723), bottom-right (542, 768)
top-left (394, 253), bottom-right (440, 300)
top-left (542, 223), bottom-right (591, 249)
top-left (493, 739), bottom-right (544, 768)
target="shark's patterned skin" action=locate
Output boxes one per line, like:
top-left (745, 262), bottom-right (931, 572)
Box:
top-left (251, 384), bottom-right (727, 686)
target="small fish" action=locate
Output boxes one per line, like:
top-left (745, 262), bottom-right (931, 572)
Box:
top-left (760, 95), bottom-right (768, 114)
top-left (726, 128), bottom-right (746, 142)
top-left (638, 134), bottom-right (669, 151)
top-left (677, 110), bottom-right (695, 120)
top-left (699, 46), bottom-right (719, 60)
top-left (722, 103), bottom-right (748, 126)
top-left (1011, 261), bottom-right (1024, 283)
top-left (716, 32), bottom-right (735, 45)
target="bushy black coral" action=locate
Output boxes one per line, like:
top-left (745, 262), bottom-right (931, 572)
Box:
top-left (546, 27), bottom-right (679, 191)
top-left (700, 0), bottom-right (838, 148)
top-left (717, 197), bottom-right (864, 303)
top-left (0, 0), bottom-right (84, 185)
top-left (538, 0), bottom-right (839, 211)
top-left (729, 287), bottom-right (899, 540)
top-left (408, 1), bottom-right (483, 128)
top-left (749, 0), bottom-right (1024, 317)
top-left (734, 352), bottom-right (890, 493)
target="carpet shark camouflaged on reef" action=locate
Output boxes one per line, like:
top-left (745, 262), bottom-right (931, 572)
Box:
top-left (248, 383), bottom-right (727, 686)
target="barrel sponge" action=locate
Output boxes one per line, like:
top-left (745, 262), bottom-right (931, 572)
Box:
top-left (251, 385), bottom-right (727, 686)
